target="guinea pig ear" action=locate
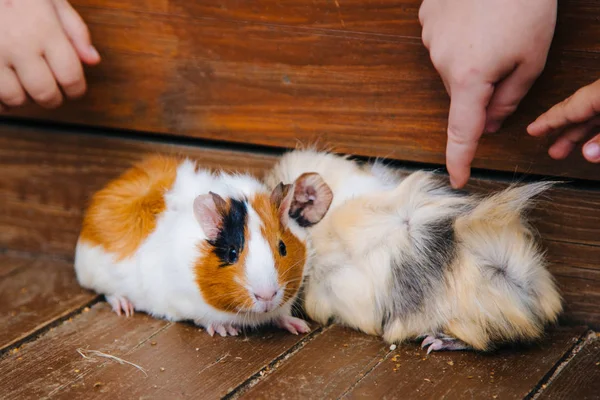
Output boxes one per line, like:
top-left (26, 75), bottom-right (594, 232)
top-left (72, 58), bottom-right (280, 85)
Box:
top-left (270, 182), bottom-right (294, 223)
top-left (193, 192), bottom-right (227, 241)
top-left (288, 173), bottom-right (333, 227)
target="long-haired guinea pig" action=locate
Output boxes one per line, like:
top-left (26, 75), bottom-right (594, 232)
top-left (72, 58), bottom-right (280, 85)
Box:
top-left (265, 149), bottom-right (562, 352)
top-left (74, 155), bottom-right (333, 337)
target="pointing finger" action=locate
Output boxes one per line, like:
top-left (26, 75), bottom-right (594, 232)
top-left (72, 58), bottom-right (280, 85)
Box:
top-left (446, 82), bottom-right (494, 188)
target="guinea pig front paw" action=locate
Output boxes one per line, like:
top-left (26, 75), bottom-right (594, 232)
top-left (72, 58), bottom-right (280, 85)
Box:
top-left (106, 295), bottom-right (135, 317)
top-left (204, 322), bottom-right (240, 337)
top-left (275, 315), bottom-right (311, 335)
top-left (420, 333), bottom-right (471, 354)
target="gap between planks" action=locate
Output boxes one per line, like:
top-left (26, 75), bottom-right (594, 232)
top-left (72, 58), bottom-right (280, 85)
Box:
top-left (226, 325), bottom-right (332, 399)
top-left (528, 330), bottom-right (597, 400)
top-left (0, 296), bottom-right (102, 357)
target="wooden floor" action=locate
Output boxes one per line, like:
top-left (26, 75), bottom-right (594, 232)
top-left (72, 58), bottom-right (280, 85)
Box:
top-left (1, 125), bottom-right (599, 400)
top-left (0, 250), bottom-right (597, 399)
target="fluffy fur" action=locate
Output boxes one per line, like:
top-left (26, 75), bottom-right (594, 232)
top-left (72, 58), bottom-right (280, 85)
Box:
top-left (75, 155), bottom-right (332, 337)
top-left (264, 149), bottom-right (563, 352)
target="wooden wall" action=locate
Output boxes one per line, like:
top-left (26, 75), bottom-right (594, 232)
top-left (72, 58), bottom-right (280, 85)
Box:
top-left (5, 0), bottom-right (600, 181)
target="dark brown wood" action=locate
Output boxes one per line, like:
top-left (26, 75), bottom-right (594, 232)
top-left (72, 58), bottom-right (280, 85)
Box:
top-left (48, 315), bottom-right (317, 399)
top-left (539, 335), bottom-right (600, 400)
top-left (0, 253), bottom-right (96, 352)
top-left (4, 0), bottom-right (600, 181)
top-left (0, 303), bottom-right (169, 399)
top-left (0, 125), bottom-right (275, 258)
top-left (545, 241), bottom-right (600, 328)
top-left (239, 325), bottom-right (389, 399)
top-left (0, 251), bottom-right (31, 278)
top-left (343, 326), bottom-right (587, 400)
top-left (69, 0), bottom-right (424, 37)
top-left (1, 125), bottom-right (599, 329)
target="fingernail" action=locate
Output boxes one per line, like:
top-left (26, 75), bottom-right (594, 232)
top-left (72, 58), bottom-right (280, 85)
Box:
top-left (89, 46), bottom-right (100, 59)
top-left (527, 121), bottom-right (539, 134)
top-left (450, 177), bottom-right (458, 188)
top-left (583, 142), bottom-right (600, 161)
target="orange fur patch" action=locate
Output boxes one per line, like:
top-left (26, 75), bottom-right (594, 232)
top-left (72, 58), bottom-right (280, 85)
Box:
top-left (194, 199), bottom-right (252, 313)
top-left (251, 194), bottom-right (307, 304)
top-left (80, 155), bottom-right (180, 261)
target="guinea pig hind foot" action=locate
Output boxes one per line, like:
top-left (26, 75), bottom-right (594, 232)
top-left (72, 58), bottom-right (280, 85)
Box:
top-left (106, 295), bottom-right (135, 317)
top-left (275, 315), bottom-right (311, 335)
top-left (420, 333), bottom-right (471, 355)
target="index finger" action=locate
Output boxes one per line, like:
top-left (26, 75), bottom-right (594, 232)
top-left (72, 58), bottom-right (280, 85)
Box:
top-left (446, 82), bottom-right (494, 188)
top-left (528, 79), bottom-right (600, 137)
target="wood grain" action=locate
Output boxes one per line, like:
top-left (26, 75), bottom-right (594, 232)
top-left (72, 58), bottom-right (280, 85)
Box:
top-left (0, 125), bottom-right (275, 257)
top-left (344, 326), bottom-right (587, 400)
top-left (1, 124), bottom-right (599, 328)
top-left (539, 336), bottom-right (600, 400)
top-left (0, 253), bottom-right (96, 352)
top-left (0, 303), bottom-right (169, 399)
top-left (239, 325), bottom-right (389, 399)
top-left (4, 0), bottom-right (600, 181)
top-left (0, 251), bottom-right (31, 278)
top-left (50, 317), bottom-right (316, 399)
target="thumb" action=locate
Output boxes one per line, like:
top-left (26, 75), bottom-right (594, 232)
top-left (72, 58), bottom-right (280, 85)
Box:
top-left (484, 63), bottom-right (540, 133)
top-left (52, 0), bottom-right (101, 65)
top-left (446, 83), bottom-right (494, 188)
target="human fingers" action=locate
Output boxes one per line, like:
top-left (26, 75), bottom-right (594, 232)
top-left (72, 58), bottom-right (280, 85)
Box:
top-left (583, 133), bottom-right (600, 163)
top-left (52, 0), bottom-right (100, 65)
top-left (13, 56), bottom-right (63, 108)
top-left (0, 66), bottom-right (27, 107)
top-left (484, 63), bottom-right (542, 133)
top-left (445, 82), bottom-right (494, 188)
top-left (547, 118), bottom-right (599, 159)
top-left (44, 36), bottom-right (86, 98)
top-left (528, 80), bottom-right (600, 137)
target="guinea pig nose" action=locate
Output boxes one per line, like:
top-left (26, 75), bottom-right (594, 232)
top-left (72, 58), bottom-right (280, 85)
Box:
top-left (253, 289), bottom-right (278, 302)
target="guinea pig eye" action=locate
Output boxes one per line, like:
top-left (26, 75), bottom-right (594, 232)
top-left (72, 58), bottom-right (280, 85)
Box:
top-left (227, 246), bottom-right (238, 264)
top-left (278, 240), bottom-right (287, 257)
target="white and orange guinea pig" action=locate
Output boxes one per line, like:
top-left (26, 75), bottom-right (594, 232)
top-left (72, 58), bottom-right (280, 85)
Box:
top-left (265, 149), bottom-right (563, 353)
top-left (74, 155), bottom-right (333, 337)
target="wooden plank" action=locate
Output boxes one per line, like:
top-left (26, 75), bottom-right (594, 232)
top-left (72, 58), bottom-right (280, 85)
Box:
top-left (49, 317), bottom-right (318, 399)
top-left (68, 0), bottom-right (424, 37)
top-left (343, 326), bottom-right (587, 400)
top-left (545, 241), bottom-right (600, 328)
top-left (538, 335), bottom-right (600, 400)
top-left (0, 253), bottom-right (97, 352)
top-left (1, 125), bottom-right (599, 329)
top-left (0, 251), bottom-right (31, 278)
top-left (69, 0), bottom-right (599, 49)
top-left (0, 303), bottom-right (169, 399)
top-left (238, 325), bottom-right (389, 399)
top-left (0, 125), bottom-right (275, 258)
top-left (4, 0), bottom-right (600, 181)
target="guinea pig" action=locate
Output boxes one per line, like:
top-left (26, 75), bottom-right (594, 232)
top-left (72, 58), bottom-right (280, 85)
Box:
top-left (264, 149), bottom-right (562, 352)
top-left (74, 155), bottom-right (333, 337)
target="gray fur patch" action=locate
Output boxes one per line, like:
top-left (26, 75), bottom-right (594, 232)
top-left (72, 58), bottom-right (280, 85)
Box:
top-left (383, 217), bottom-right (458, 329)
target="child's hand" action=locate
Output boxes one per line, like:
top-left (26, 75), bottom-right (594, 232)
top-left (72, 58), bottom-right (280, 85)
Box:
top-left (528, 79), bottom-right (600, 163)
top-left (419, 0), bottom-right (557, 188)
top-left (0, 0), bottom-right (100, 111)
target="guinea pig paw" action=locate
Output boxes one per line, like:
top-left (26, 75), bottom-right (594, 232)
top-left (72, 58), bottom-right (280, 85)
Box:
top-left (106, 295), bottom-right (135, 317)
top-left (276, 316), bottom-right (311, 335)
top-left (420, 334), bottom-right (470, 354)
top-left (206, 323), bottom-right (238, 337)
